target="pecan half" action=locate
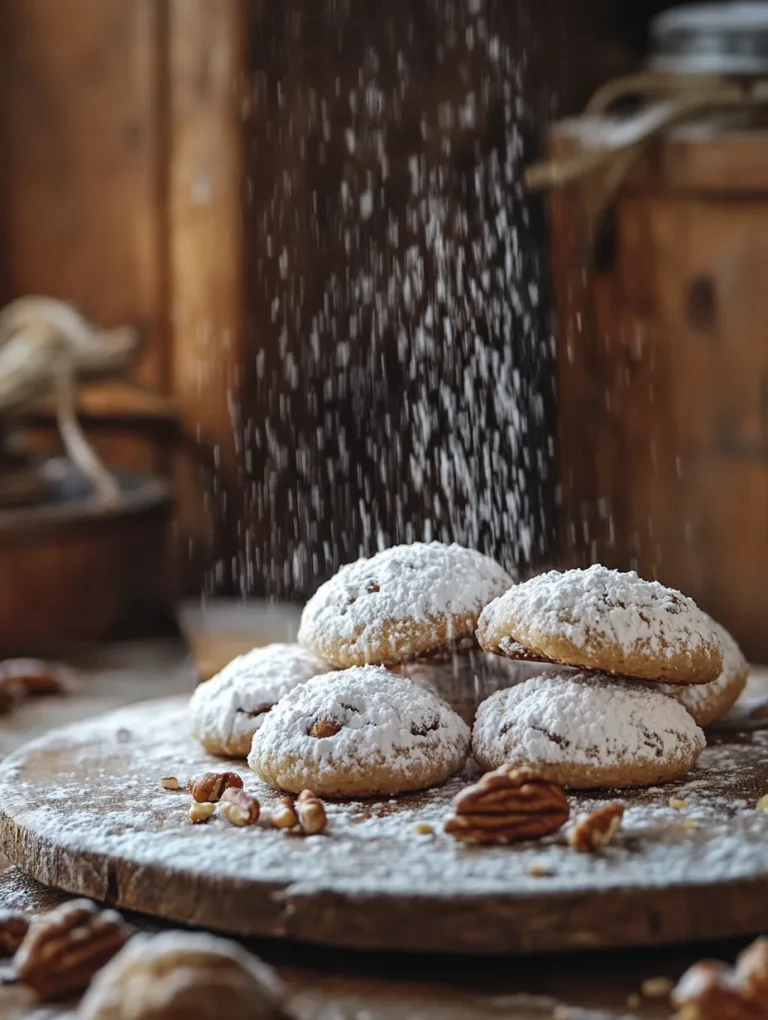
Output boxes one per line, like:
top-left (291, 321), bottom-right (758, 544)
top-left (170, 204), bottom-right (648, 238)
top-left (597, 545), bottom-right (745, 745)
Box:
top-left (0, 910), bottom-right (29, 955)
top-left (444, 766), bottom-right (570, 845)
top-left (187, 771), bottom-right (243, 803)
top-left (219, 788), bottom-right (260, 827)
top-left (568, 803), bottom-right (624, 853)
top-left (15, 899), bottom-right (131, 999)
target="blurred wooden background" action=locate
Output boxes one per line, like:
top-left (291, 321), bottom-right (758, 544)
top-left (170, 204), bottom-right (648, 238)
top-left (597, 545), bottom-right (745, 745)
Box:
top-left (0, 0), bottom-right (675, 609)
top-left (0, 0), bottom-right (247, 596)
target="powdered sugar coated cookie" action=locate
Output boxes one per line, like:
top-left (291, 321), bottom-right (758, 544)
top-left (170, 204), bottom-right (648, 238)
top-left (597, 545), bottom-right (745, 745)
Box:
top-left (661, 618), bottom-right (748, 727)
top-left (477, 565), bottom-right (722, 684)
top-left (189, 644), bottom-right (325, 757)
top-left (472, 669), bottom-right (705, 788)
top-left (80, 930), bottom-right (284, 1020)
top-left (298, 542), bottom-right (512, 668)
top-left (248, 666), bottom-right (470, 796)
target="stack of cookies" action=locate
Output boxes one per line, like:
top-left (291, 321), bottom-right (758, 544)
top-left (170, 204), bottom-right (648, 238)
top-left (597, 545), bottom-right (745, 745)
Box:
top-left (473, 565), bottom-right (747, 788)
top-left (189, 544), bottom-right (748, 796)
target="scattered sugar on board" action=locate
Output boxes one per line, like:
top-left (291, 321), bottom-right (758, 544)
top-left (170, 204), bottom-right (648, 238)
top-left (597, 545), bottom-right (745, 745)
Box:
top-left (2, 699), bottom-right (768, 908)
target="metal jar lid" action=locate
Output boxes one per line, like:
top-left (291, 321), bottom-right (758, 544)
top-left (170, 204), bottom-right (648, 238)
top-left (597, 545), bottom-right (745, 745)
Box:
top-left (651, 3), bottom-right (768, 74)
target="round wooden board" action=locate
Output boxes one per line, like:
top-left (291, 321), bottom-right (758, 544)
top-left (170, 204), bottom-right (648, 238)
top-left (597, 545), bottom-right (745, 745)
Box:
top-left (2, 695), bottom-right (768, 954)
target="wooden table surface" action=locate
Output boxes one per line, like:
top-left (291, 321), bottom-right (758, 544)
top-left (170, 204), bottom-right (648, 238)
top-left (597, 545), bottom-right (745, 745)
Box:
top-left (0, 600), bottom-right (764, 1020)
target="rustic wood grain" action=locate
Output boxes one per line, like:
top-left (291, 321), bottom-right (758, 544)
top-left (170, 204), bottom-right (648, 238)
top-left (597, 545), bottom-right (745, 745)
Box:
top-left (166, 0), bottom-right (249, 592)
top-left (2, 687), bottom-right (768, 956)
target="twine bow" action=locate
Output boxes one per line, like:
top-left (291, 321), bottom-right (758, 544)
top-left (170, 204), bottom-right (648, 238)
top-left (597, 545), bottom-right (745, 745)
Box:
top-left (525, 71), bottom-right (768, 254)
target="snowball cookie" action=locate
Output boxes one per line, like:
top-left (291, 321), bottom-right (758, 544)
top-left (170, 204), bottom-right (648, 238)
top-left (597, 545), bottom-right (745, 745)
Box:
top-left (472, 670), bottom-right (705, 788)
top-left (79, 930), bottom-right (286, 1020)
top-left (248, 666), bottom-right (470, 796)
top-left (189, 644), bottom-right (325, 757)
top-left (477, 564), bottom-right (722, 685)
top-left (661, 618), bottom-right (748, 727)
top-left (297, 541), bottom-right (512, 669)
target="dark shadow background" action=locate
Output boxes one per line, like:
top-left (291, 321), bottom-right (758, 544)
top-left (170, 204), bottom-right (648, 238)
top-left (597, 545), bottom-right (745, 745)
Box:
top-left (237, 0), bottom-right (670, 598)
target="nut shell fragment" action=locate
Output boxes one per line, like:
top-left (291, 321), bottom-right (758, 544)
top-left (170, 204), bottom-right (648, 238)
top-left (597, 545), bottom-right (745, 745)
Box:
top-left (296, 790), bottom-right (327, 834)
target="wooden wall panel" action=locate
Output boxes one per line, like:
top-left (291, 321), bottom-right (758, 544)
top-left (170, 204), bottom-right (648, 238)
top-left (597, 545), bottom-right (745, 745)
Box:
top-left (167, 0), bottom-right (248, 593)
top-left (0, 0), bottom-right (249, 595)
top-left (0, 0), bottom-right (168, 392)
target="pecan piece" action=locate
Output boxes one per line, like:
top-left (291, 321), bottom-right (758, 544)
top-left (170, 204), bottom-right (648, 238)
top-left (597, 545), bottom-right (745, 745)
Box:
top-left (0, 910), bottom-right (29, 955)
top-left (296, 789), bottom-right (327, 834)
top-left (270, 796), bottom-right (299, 830)
top-left (0, 659), bottom-right (71, 699)
top-left (187, 771), bottom-right (243, 803)
top-left (444, 766), bottom-right (569, 845)
top-left (672, 960), bottom-right (763, 1019)
top-left (15, 899), bottom-right (131, 999)
top-left (308, 718), bottom-right (342, 738)
top-left (568, 804), bottom-right (624, 853)
top-left (188, 802), bottom-right (216, 824)
top-left (736, 937), bottom-right (768, 1009)
top-left (220, 788), bottom-right (260, 827)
